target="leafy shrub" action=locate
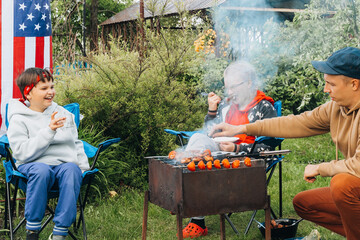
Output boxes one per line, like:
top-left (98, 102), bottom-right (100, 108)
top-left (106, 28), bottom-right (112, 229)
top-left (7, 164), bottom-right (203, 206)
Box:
top-left (265, 0), bottom-right (360, 114)
top-left (265, 60), bottom-right (328, 115)
top-left (55, 29), bottom-right (208, 190)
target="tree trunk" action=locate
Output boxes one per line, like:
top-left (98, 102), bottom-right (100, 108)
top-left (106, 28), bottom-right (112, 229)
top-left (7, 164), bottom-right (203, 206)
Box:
top-left (89, 0), bottom-right (99, 52)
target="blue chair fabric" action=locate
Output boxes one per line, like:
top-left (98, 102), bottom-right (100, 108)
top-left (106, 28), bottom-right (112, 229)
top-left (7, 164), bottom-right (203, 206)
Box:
top-left (2, 102), bottom-right (120, 240)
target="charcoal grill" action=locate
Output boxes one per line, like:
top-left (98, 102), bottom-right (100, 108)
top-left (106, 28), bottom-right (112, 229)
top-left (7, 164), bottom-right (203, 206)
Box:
top-left (142, 155), bottom-right (272, 240)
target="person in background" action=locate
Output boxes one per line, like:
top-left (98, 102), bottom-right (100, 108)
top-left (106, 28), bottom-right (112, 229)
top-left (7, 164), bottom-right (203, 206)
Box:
top-left (182, 61), bottom-right (277, 238)
top-left (7, 68), bottom-right (90, 240)
top-left (185, 60), bottom-right (277, 154)
top-left (211, 47), bottom-right (360, 240)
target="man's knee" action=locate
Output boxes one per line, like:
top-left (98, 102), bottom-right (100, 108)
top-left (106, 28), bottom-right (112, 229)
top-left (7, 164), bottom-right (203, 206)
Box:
top-left (330, 173), bottom-right (359, 205)
top-left (293, 191), bottom-right (307, 214)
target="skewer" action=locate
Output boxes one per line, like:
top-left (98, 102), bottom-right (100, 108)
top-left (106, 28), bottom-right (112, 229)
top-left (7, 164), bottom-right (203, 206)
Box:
top-left (145, 149), bottom-right (291, 160)
top-left (172, 158), bottom-right (263, 169)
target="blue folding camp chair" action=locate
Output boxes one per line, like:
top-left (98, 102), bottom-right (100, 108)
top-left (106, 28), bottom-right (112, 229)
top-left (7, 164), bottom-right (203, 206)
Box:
top-left (1, 102), bottom-right (120, 240)
top-left (165, 100), bottom-right (285, 235)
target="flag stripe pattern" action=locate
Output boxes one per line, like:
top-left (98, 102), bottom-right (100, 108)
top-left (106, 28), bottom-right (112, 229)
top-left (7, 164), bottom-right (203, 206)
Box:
top-left (1, 0), bottom-right (52, 131)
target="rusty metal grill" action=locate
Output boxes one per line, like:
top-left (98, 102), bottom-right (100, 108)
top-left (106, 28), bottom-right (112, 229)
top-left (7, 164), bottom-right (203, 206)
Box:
top-left (142, 156), bottom-right (272, 239)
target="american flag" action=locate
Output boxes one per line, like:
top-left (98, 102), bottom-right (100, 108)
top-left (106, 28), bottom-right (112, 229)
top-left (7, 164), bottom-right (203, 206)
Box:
top-left (0, 0), bottom-right (52, 132)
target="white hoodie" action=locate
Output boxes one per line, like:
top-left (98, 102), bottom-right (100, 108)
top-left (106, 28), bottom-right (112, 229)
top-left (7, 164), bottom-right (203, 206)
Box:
top-left (7, 99), bottom-right (90, 171)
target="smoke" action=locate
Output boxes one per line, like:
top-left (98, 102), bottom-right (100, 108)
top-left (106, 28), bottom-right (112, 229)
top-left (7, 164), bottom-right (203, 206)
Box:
top-left (212, 0), bottom-right (287, 84)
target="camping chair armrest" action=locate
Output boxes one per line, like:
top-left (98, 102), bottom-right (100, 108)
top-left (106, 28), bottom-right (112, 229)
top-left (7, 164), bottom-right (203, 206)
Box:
top-left (89, 138), bottom-right (121, 170)
top-left (4, 147), bottom-right (18, 171)
top-left (0, 135), bottom-right (19, 172)
top-left (164, 128), bottom-right (203, 147)
top-left (164, 129), bottom-right (201, 139)
top-left (0, 137), bottom-right (19, 172)
top-left (0, 135), bottom-right (9, 157)
top-left (266, 155), bottom-right (284, 172)
top-left (97, 138), bottom-right (121, 153)
top-left (250, 136), bottom-right (284, 153)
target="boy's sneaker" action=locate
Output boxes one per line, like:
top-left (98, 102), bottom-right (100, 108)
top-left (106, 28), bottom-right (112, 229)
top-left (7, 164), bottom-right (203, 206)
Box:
top-left (53, 235), bottom-right (66, 240)
top-left (26, 230), bottom-right (39, 240)
top-left (48, 233), bottom-right (66, 240)
top-left (181, 222), bottom-right (208, 238)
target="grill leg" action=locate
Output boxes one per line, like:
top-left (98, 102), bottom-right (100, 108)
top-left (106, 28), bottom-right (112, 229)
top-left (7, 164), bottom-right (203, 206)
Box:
top-left (279, 161), bottom-right (283, 218)
top-left (142, 191), bottom-right (149, 240)
top-left (265, 195), bottom-right (271, 240)
top-left (220, 214), bottom-right (226, 240)
top-left (176, 206), bottom-right (183, 240)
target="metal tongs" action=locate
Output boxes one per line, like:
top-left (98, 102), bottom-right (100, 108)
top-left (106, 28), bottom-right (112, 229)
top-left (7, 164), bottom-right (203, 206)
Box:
top-left (227, 149), bottom-right (291, 159)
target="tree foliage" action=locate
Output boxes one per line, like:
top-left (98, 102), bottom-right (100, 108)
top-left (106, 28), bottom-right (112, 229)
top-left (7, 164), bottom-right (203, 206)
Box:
top-left (51, 0), bottom-right (132, 63)
top-left (265, 0), bottom-right (360, 114)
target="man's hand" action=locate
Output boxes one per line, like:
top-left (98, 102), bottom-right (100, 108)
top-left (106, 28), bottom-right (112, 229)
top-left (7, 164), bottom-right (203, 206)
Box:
top-left (210, 123), bottom-right (246, 137)
top-left (208, 92), bottom-right (221, 111)
top-left (49, 112), bottom-right (66, 131)
top-left (219, 142), bottom-right (235, 152)
top-left (304, 164), bottom-right (320, 183)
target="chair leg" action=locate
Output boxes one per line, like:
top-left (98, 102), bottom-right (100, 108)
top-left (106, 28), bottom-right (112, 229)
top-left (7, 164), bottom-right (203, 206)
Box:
top-left (224, 214), bottom-right (239, 235)
top-left (39, 206), bottom-right (55, 233)
top-left (13, 217), bottom-right (26, 233)
top-left (6, 182), bottom-right (14, 240)
top-left (270, 207), bottom-right (277, 220)
top-left (244, 210), bottom-right (257, 235)
top-left (76, 178), bottom-right (93, 230)
top-left (78, 194), bottom-right (87, 240)
top-left (4, 182), bottom-right (8, 230)
top-left (68, 229), bottom-right (79, 240)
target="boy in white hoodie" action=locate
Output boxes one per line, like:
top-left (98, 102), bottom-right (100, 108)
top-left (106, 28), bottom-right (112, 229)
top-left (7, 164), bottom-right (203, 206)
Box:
top-left (7, 68), bottom-right (90, 240)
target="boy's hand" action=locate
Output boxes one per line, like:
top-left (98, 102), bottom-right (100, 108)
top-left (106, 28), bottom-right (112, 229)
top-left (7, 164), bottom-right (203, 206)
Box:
top-left (50, 112), bottom-right (66, 131)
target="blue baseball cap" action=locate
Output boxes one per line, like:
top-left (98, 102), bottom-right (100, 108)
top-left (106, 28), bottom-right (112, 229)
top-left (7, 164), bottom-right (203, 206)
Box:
top-left (311, 47), bottom-right (360, 79)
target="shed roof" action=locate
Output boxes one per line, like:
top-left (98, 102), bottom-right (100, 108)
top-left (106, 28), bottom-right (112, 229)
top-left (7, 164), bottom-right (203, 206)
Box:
top-left (100, 0), bottom-right (225, 26)
top-left (100, 0), bottom-right (310, 26)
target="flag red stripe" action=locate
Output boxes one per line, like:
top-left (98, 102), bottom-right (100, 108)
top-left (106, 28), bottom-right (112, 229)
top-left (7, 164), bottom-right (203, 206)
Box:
top-left (13, 37), bottom-right (25, 99)
top-left (35, 37), bottom-right (44, 68)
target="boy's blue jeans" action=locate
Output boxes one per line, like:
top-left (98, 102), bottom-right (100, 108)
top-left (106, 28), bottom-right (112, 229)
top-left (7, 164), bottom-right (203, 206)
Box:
top-left (18, 162), bottom-right (82, 236)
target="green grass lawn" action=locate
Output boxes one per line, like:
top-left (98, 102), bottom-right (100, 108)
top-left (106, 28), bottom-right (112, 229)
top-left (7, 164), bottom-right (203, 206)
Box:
top-left (3, 134), bottom-right (347, 239)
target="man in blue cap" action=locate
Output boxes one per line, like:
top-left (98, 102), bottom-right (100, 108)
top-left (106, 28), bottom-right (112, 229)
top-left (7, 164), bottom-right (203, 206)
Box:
top-left (210, 47), bottom-right (360, 239)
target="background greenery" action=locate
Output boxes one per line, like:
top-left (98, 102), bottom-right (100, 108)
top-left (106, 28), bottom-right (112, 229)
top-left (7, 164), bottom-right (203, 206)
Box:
top-left (264, 0), bottom-right (360, 115)
top-left (0, 0), bottom-right (358, 238)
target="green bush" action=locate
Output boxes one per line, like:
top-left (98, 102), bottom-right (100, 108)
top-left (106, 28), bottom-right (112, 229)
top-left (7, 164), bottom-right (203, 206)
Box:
top-left (265, 61), bottom-right (327, 115)
top-left (265, 0), bottom-right (360, 114)
top-left (55, 28), bottom-right (209, 190)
